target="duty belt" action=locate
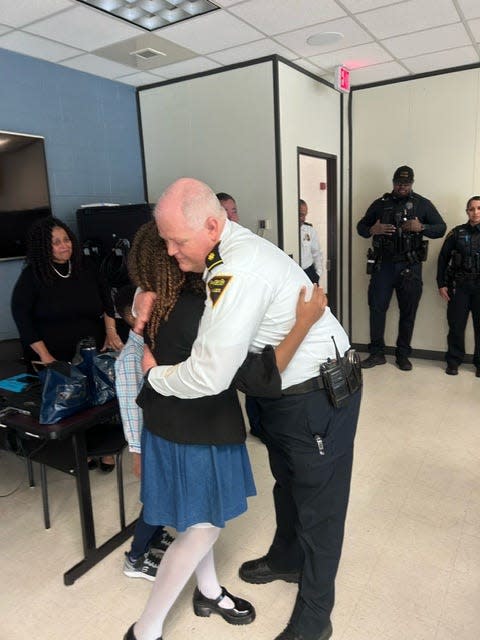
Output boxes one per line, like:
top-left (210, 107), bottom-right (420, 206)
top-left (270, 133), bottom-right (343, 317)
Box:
top-left (282, 375), bottom-right (324, 396)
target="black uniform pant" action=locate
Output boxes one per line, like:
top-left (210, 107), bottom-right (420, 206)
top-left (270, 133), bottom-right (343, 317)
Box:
top-left (304, 264), bottom-right (319, 284)
top-left (255, 388), bottom-right (361, 639)
top-left (446, 281), bottom-right (480, 367)
top-left (368, 261), bottom-right (423, 357)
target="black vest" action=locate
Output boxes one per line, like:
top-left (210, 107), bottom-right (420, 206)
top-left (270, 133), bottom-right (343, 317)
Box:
top-left (136, 290), bottom-right (246, 446)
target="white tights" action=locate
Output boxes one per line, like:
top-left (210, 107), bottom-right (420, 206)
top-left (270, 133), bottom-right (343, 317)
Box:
top-left (133, 524), bottom-right (232, 640)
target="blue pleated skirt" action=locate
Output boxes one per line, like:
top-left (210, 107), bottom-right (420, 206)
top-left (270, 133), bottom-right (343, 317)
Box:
top-left (141, 428), bottom-right (256, 532)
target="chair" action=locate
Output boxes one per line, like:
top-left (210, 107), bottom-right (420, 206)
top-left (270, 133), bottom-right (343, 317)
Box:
top-left (32, 422), bottom-right (127, 530)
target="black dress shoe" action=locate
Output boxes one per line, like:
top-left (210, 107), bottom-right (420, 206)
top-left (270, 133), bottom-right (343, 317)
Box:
top-left (99, 458), bottom-right (115, 473)
top-left (123, 623), bottom-right (162, 640)
top-left (445, 365), bottom-right (458, 376)
top-left (87, 458), bottom-right (98, 470)
top-left (193, 586), bottom-right (255, 625)
top-left (360, 353), bottom-right (386, 369)
top-left (274, 621), bottom-right (333, 640)
top-left (239, 556), bottom-right (300, 584)
top-left (476, 368), bottom-right (480, 378)
top-left (395, 356), bottom-right (412, 371)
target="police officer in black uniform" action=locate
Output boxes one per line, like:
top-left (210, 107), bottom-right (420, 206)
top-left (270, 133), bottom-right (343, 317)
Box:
top-left (437, 195), bottom-right (480, 376)
top-left (357, 166), bottom-right (446, 370)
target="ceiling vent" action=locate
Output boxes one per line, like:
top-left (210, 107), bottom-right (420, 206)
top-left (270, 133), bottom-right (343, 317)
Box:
top-left (130, 47), bottom-right (166, 60)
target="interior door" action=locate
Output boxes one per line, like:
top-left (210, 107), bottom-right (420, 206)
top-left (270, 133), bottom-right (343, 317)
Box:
top-left (298, 148), bottom-right (338, 313)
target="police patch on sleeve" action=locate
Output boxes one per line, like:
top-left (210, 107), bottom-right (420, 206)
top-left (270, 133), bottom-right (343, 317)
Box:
top-left (208, 275), bottom-right (232, 307)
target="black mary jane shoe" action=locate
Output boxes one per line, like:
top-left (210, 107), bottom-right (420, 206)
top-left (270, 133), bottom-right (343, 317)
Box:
top-left (98, 458), bottom-right (115, 473)
top-left (193, 586), bottom-right (256, 625)
top-left (123, 623), bottom-right (162, 640)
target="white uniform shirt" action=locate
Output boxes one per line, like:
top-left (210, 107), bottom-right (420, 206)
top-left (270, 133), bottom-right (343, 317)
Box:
top-left (300, 222), bottom-right (323, 277)
top-left (148, 221), bottom-right (349, 398)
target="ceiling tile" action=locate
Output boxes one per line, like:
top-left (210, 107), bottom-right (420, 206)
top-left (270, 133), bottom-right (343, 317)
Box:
top-left (350, 60), bottom-right (408, 85)
top-left (0, 30), bottom-right (83, 62)
top-left (275, 16), bottom-right (372, 57)
top-left (228, 0), bottom-right (345, 36)
top-left (0, 24), bottom-right (12, 36)
top-left (24, 5), bottom-right (142, 51)
top-left (209, 38), bottom-right (296, 65)
top-left (292, 58), bottom-right (326, 75)
top-left (213, 0), bottom-right (245, 5)
top-left (157, 11), bottom-right (263, 54)
top-left (0, 0), bottom-right (74, 28)
top-left (116, 71), bottom-right (164, 86)
top-left (149, 56), bottom-right (221, 78)
top-left (61, 53), bottom-right (136, 78)
top-left (340, 0), bottom-right (399, 11)
top-left (382, 23), bottom-right (471, 59)
top-left (309, 42), bottom-right (392, 71)
top-left (469, 18), bottom-right (480, 41)
top-left (403, 45), bottom-right (479, 74)
top-left (457, 0), bottom-right (480, 20)
top-left (356, 0), bottom-right (460, 39)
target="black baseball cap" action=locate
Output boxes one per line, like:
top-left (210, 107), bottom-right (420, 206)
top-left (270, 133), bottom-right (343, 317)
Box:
top-left (393, 166), bottom-right (414, 183)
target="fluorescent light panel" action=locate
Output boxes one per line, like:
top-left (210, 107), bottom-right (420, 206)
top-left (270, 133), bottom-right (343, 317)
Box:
top-left (77, 0), bottom-right (218, 31)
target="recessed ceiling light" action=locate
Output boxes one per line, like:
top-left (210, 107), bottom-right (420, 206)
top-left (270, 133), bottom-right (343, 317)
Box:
top-left (307, 32), bottom-right (344, 47)
top-left (76, 0), bottom-right (219, 31)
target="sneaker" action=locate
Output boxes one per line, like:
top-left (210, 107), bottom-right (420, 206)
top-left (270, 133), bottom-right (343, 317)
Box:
top-left (360, 353), bottom-right (386, 369)
top-left (150, 530), bottom-right (175, 557)
top-left (123, 551), bottom-right (160, 581)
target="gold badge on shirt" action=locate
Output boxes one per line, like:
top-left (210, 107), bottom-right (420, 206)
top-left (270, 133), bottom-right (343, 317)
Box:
top-left (208, 275), bottom-right (232, 307)
top-left (205, 243), bottom-right (223, 272)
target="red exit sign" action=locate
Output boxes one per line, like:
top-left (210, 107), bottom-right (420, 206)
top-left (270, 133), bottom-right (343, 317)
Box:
top-left (335, 66), bottom-right (350, 93)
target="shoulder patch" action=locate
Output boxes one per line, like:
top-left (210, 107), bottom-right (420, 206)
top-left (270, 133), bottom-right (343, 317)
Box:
top-left (208, 275), bottom-right (232, 307)
top-left (205, 243), bottom-right (223, 272)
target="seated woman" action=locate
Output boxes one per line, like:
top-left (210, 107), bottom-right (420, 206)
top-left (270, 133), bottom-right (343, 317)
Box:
top-left (124, 221), bottom-right (326, 640)
top-left (11, 216), bottom-right (123, 471)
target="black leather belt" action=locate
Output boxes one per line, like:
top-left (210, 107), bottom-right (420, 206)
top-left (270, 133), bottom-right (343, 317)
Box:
top-left (282, 375), bottom-right (324, 396)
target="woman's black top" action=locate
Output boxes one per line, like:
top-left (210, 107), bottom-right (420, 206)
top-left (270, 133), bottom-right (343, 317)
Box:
top-left (11, 262), bottom-right (114, 363)
top-left (137, 290), bottom-right (247, 446)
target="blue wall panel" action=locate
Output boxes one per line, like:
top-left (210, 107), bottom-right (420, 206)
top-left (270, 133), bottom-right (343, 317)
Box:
top-left (0, 48), bottom-right (145, 340)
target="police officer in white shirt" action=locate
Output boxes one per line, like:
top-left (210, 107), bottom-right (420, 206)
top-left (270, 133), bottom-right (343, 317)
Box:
top-left (137, 178), bottom-right (361, 640)
top-left (300, 199), bottom-right (323, 284)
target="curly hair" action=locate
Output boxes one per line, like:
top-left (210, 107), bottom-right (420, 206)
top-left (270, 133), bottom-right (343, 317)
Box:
top-left (26, 216), bottom-right (81, 285)
top-left (128, 220), bottom-right (205, 348)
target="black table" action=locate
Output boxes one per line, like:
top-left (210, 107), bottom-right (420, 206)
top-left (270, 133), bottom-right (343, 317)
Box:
top-left (0, 400), bottom-right (137, 585)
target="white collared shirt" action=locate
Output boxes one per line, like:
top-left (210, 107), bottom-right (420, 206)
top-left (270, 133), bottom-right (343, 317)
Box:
top-left (300, 222), bottom-right (323, 276)
top-left (148, 221), bottom-right (349, 398)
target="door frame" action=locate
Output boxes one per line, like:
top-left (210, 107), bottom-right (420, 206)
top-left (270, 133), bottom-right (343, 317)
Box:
top-left (297, 147), bottom-right (338, 315)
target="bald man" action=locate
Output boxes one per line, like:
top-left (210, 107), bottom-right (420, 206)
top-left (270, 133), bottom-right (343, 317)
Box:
top-left (137, 178), bottom-right (361, 640)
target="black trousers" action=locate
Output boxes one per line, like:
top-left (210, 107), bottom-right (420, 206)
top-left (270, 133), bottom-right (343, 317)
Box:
top-left (255, 388), bottom-right (361, 639)
top-left (304, 264), bottom-right (319, 284)
top-left (368, 261), bottom-right (422, 357)
top-left (446, 281), bottom-right (480, 367)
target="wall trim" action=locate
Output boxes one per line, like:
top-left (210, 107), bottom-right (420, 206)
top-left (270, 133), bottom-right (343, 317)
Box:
top-left (352, 61), bottom-right (480, 92)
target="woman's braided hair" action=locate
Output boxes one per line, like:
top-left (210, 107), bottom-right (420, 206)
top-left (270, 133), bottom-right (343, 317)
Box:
top-left (26, 216), bottom-right (81, 285)
top-left (128, 220), bottom-right (204, 348)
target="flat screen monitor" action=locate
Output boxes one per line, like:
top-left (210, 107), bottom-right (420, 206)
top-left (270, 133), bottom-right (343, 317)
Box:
top-left (0, 130), bottom-right (51, 261)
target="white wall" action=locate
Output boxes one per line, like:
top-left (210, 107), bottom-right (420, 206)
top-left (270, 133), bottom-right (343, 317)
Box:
top-left (277, 62), bottom-right (342, 276)
top-left (351, 68), bottom-right (480, 355)
top-left (138, 63), bottom-right (278, 243)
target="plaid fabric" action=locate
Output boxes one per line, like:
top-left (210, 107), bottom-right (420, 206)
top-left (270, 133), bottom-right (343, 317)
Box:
top-left (114, 329), bottom-right (144, 453)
